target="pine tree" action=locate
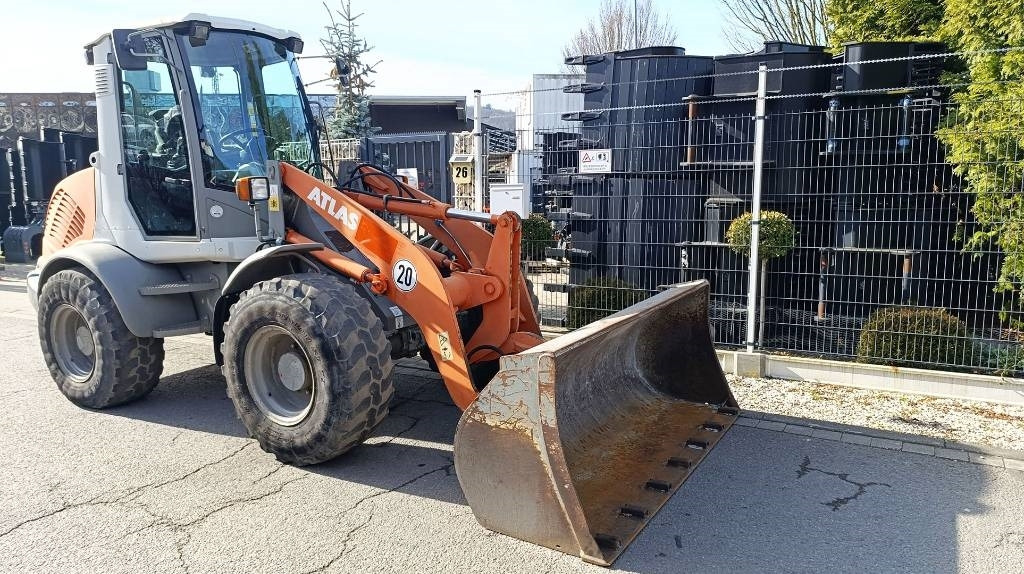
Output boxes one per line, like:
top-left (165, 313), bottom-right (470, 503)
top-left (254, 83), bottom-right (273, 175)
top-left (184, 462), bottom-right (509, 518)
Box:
top-left (320, 0), bottom-right (381, 139)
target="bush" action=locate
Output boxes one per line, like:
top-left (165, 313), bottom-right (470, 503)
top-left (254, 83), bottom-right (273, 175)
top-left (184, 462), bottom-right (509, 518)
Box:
top-left (725, 211), bottom-right (796, 260)
top-left (567, 277), bottom-right (648, 329)
top-left (856, 307), bottom-right (975, 369)
top-left (521, 214), bottom-right (555, 261)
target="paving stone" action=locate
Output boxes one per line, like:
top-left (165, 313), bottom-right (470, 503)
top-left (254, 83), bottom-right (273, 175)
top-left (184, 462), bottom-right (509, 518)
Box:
top-left (783, 424), bottom-right (814, 436)
top-left (901, 443), bottom-right (936, 456)
top-left (969, 453), bottom-right (1005, 468)
top-left (810, 429), bottom-right (843, 442)
top-left (869, 437), bottom-right (903, 451)
top-left (934, 448), bottom-right (970, 462)
top-left (841, 433), bottom-right (872, 446)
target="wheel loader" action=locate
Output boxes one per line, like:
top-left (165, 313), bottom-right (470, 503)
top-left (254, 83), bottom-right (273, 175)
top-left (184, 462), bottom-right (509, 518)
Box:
top-left (26, 15), bottom-right (738, 566)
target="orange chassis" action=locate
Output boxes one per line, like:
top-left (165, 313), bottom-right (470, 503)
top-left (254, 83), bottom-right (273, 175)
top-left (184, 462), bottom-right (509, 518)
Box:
top-left (276, 163), bottom-right (543, 410)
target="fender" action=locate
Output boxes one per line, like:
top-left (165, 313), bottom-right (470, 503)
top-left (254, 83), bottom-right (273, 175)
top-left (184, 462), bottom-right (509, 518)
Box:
top-left (29, 241), bottom-right (199, 338)
top-left (220, 242), bottom-right (324, 296)
top-left (212, 242), bottom-right (324, 365)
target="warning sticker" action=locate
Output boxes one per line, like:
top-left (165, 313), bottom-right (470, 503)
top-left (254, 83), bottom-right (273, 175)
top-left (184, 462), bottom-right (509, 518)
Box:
top-left (437, 331), bottom-right (454, 362)
top-left (579, 149), bottom-right (612, 174)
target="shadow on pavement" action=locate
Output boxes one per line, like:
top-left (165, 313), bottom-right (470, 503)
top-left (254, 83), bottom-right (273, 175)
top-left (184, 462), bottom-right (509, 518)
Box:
top-left (106, 362), bottom-right (468, 506)
top-left (107, 362), bottom-right (995, 573)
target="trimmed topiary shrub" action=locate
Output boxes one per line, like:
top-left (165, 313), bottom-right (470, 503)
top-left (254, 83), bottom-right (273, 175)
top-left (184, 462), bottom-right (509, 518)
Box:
top-left (726, 211), bottom-right (796, 260)
top-left (521, 214), bottom-right (555, 261)
top-left (567, 277), bottom-right (648, 329)
top-left (856, 307), bottom-right (975, 369)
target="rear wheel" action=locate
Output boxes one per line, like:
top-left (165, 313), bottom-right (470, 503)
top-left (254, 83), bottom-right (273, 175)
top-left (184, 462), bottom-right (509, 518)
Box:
top-left (38, 269), bottom-right (164, 408)
top-left (222, 274), bottom-right (394, 466)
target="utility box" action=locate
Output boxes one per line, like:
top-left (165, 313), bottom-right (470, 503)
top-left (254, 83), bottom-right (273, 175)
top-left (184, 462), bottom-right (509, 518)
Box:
top-left (489, 183), bottom-right (529, 218)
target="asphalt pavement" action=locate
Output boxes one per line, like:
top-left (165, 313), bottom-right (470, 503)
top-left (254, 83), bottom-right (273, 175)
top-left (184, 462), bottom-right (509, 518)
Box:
top-left (1, 262), bottom-right (1022, 574)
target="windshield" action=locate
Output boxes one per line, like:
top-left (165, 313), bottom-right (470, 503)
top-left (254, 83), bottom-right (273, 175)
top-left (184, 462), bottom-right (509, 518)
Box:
top-left (179, 30), bottom-right (319, 189)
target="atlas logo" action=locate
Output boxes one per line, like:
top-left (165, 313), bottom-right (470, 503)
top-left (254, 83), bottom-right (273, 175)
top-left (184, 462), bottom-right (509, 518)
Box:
top-left (307, 187), bottom-right (360, 231)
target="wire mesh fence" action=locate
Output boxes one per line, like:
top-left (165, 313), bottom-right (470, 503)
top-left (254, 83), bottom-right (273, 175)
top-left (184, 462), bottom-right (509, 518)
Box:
top-left (472, 44), bottom-right (1023, 376)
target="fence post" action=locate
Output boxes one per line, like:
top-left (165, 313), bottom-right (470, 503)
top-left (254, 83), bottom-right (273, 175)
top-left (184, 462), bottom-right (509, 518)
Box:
top-left (744, 64), bottom-right (768, 354)
top-left (473, 89), bottom-right (484, 213)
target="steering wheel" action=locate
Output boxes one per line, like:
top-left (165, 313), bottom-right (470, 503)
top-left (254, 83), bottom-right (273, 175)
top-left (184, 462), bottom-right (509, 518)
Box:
top-left (216, 127), bottom-right (277, 156)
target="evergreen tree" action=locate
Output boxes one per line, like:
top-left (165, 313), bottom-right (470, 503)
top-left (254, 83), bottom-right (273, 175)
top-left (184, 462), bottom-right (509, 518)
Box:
top-left (320, 0), bottom-right (381, 139)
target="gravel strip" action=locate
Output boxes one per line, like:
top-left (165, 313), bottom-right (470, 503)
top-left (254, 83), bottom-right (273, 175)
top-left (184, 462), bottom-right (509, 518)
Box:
top-left (728, 375), bottom-right (1024, 453)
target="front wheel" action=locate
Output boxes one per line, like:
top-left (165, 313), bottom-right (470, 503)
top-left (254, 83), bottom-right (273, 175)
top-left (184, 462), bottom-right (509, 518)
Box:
top-left (38, 269), bottom-right (164, 408)
top-left (222, 274), bottom-right (394, 466)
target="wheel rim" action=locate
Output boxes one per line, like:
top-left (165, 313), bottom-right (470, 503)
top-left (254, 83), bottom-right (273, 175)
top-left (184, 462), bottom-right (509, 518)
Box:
top-left (50, 304), bottom-right (95, 383)
top-left (243, 325), bottom-right (315, 426)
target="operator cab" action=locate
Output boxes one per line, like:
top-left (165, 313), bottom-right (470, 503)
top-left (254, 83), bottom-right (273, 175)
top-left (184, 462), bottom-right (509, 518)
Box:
top-left (99, 15), bottom-right (320, 242)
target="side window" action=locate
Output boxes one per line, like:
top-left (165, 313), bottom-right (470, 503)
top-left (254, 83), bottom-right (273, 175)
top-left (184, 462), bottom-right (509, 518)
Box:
top-left (119, 47), bottom-right (196, 237)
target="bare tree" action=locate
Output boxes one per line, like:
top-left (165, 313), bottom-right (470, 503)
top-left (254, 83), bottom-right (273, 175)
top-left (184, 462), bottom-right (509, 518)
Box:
top-left (719, 0), bottom-right (830, 52)
top-left (562, 0), bottom-right (678, 60)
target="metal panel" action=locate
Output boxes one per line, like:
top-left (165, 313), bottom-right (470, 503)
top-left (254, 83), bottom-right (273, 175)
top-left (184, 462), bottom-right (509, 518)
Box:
top-left (363, 132), bottom-right (453, 202)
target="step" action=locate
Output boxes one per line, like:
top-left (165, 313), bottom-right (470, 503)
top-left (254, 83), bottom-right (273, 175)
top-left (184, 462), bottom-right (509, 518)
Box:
top-left (139, 280), bottom-right (220, 296)
top-left (152, 320), bottom-right (206, 338)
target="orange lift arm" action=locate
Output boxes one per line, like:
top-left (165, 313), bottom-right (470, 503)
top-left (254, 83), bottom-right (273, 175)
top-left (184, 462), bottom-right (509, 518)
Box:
top-left (277, 163), bottom-right (543, 410)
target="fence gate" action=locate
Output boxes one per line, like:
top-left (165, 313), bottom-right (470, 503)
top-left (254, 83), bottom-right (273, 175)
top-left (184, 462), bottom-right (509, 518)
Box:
top-left (363, 132), bottom-right (453, 202)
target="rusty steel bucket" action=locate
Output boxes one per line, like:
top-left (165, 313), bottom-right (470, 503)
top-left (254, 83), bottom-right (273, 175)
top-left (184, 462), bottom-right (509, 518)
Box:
top-left (453, 280), bottom-right (738, 566)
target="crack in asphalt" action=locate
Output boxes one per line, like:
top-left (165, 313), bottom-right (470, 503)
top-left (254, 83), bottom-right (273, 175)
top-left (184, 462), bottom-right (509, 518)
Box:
top-left (367, 414), bottom-right (422, 449)
top-left (797, 456), bottom-right (891, 511)
top-left (297, 458), bottom-right (456, 574)
top-left (0, 442), bottom-right (254, 539)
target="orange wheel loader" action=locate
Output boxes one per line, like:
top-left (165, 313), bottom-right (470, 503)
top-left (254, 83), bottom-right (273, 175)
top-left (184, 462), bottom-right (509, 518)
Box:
top-left (25, 15), bottom-right (738, 566)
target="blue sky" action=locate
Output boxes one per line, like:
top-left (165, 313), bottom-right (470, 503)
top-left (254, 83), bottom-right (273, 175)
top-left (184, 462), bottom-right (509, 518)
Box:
top-left (0, 0), bottom-right (734, 99)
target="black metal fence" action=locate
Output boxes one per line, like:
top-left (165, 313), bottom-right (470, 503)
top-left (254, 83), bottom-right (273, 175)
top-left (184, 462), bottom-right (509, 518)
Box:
top-left (481, 42), bottom-right (1023, 376)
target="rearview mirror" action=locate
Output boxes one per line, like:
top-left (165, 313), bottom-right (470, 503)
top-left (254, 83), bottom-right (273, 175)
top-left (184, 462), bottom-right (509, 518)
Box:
top-left (111, 29), bottom-right (148, 71)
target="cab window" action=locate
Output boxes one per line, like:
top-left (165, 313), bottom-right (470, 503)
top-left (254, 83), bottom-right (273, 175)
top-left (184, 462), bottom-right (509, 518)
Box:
top-left (118, 43), bottom-right (196, 237)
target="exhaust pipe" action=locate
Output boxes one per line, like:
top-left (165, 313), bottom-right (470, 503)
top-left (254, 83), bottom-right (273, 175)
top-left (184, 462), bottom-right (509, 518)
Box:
top-left (454, 280), bottom-right (738, 565)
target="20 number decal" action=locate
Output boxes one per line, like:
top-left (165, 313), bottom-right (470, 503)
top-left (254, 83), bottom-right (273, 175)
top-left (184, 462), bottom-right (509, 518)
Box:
top-left (392, 259), bottom-right (418, 292)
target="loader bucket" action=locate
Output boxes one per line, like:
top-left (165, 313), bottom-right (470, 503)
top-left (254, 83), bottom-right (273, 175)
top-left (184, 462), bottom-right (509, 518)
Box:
top-left (454, 280), bottom-right (737, 566)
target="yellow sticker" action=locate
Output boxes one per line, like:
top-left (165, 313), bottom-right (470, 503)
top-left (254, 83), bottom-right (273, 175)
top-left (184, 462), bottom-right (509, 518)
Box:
top-left (437, 331), bottom-right (454, 362)
top-left (268, 184), bottom-right (281, 211)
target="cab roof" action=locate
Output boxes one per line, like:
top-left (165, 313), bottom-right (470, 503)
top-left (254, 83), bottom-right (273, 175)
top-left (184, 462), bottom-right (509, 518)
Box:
top-left (86, 13), bottom-right (301, 49)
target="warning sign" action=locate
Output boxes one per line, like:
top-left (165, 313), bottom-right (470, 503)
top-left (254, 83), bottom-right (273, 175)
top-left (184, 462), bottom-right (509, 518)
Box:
top-left (578, 149), bottom-right (612, 174)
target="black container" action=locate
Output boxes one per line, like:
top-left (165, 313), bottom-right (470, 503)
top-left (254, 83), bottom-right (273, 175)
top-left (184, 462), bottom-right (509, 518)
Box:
top-left (563, 47), bottom-right (714, 173)
top-left (5, 148), bottom-right (27, 226)
top-left (0, 193), bottom-right (10, 238)
top-left (538, 131), bottom-right (582, 175)
top-left (18, 137), bottom-right (65, 202)
top-left (40, 127), bottom-right (62, 143)
top-left (686, 98), bottom-right (827, 206)
top-left (834, 42), bottom-right (947, 92)
top-left (617, 176), bottom-right (704, 289)
top-left (60, 132), bottom-right (98, 173)
top-left (1, 223), bottom-right (41, 262)
top-left (822, 94), bottom-right (944, 158)
top-left (566, 177), bottom-right (627, 287)
top-left (713, 42), bottom-right (833, 97)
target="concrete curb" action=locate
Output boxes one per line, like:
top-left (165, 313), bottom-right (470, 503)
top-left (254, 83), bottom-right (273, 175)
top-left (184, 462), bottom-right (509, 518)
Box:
top-left (738, 409), bottom-right (1024, 470)
top-left (717, 350), bottom-right (1024, 406)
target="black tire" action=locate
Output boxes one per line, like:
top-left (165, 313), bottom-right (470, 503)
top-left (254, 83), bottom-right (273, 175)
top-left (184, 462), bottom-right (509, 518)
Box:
top-left (222, 274), bottom-right (394, 466)
top-left (38, 268), bottom-right (164, 408)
